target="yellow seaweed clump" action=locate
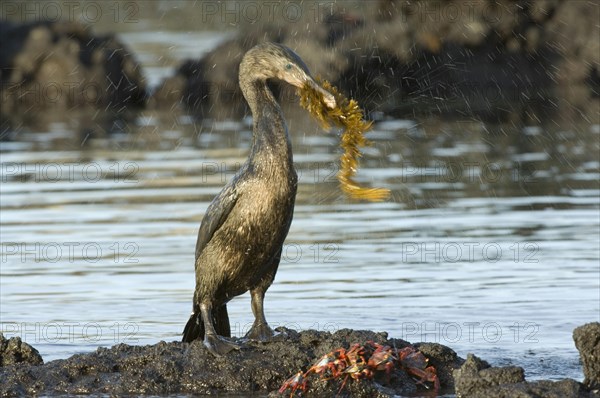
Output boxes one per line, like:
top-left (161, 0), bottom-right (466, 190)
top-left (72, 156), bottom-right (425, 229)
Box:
top-left (299, 79), bottom-right (390, 202)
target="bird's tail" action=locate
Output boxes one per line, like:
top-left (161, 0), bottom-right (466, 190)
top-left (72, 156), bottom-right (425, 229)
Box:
top-left (182, 310), bottom-right (204, 342)
top-left (182, 304), bottom-right (230, 342)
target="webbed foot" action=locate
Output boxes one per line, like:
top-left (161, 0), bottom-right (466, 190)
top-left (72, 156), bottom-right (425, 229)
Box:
top-left (204, 334), bottom-right (240, 356)
top-left (245, 322), bottom-right (275, 341)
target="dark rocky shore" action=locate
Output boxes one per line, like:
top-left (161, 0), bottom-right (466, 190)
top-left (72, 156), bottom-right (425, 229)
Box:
top-left (1, 323), bottom-right (598, 397)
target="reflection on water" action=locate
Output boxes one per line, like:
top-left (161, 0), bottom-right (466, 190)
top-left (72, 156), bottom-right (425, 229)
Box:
top-left (1, 32), bottom-right (599, 385)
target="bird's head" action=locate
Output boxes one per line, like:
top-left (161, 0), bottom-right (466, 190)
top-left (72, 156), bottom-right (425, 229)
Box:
top-left (240, 42), bottom-right (336, 109)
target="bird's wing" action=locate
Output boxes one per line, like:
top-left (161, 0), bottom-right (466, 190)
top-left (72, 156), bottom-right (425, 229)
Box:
top-left (194, 182), bottom-right (239, 259)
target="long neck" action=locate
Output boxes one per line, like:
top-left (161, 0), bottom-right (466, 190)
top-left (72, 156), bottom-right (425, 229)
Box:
top-left (240, 78), bottom-right (294, 170)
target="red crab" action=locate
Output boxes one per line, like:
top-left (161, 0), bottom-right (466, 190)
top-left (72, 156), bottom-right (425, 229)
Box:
top-left (367, 343), bottom-right (396, 380)
top-left (305, 348), bottom-right (346, 379)
top-left (278, 371), bottom-right (309, 397)
top-left (397, 346), bottom-right (440, 392)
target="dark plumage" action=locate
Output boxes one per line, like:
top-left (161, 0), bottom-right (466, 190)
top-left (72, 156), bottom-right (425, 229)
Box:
top-left (182, 42), bottom-right (335, 356)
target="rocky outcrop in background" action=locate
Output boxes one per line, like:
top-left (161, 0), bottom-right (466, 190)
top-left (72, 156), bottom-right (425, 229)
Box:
top-left (0, 20), bottom-right (146, 120)
top-left (151, 0), bottom-right (599, 122)
top-left (1, 1), bottom-right (598, 126)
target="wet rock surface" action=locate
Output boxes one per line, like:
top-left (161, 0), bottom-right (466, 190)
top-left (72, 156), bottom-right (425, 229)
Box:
top-left (415, 342), bottom-right (463, 391)
top-left (0, 333), bottom-right (43, 367)
top-left (1, 326), bottom-right (597, 397)
top-left (453, 353), bottom-right (596, 398)
top-left (0, 328), bottom-right (454, 397)
top-left (573, 322), bottom-right (600, 391)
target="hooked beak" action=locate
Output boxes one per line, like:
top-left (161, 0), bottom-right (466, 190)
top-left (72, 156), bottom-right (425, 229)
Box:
top-left (285, 73), bottom-right (336, 109)
top-left (306, 79), bottom-right (336, 109)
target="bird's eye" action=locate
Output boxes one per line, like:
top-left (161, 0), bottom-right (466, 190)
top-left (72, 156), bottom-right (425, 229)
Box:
top-left (285, 63), bottom-right (292, 70)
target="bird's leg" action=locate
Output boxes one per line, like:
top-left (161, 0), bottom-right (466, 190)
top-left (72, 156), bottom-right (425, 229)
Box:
top-left (245, 251), bottom-right (281, 341)
top-left (245, 287), bottom-right (275, 341)
top-left (200, 302), bottom-right (240, 356)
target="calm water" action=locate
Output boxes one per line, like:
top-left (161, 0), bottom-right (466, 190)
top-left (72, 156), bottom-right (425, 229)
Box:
top-left (1, 31), bottom-right (599, 386)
